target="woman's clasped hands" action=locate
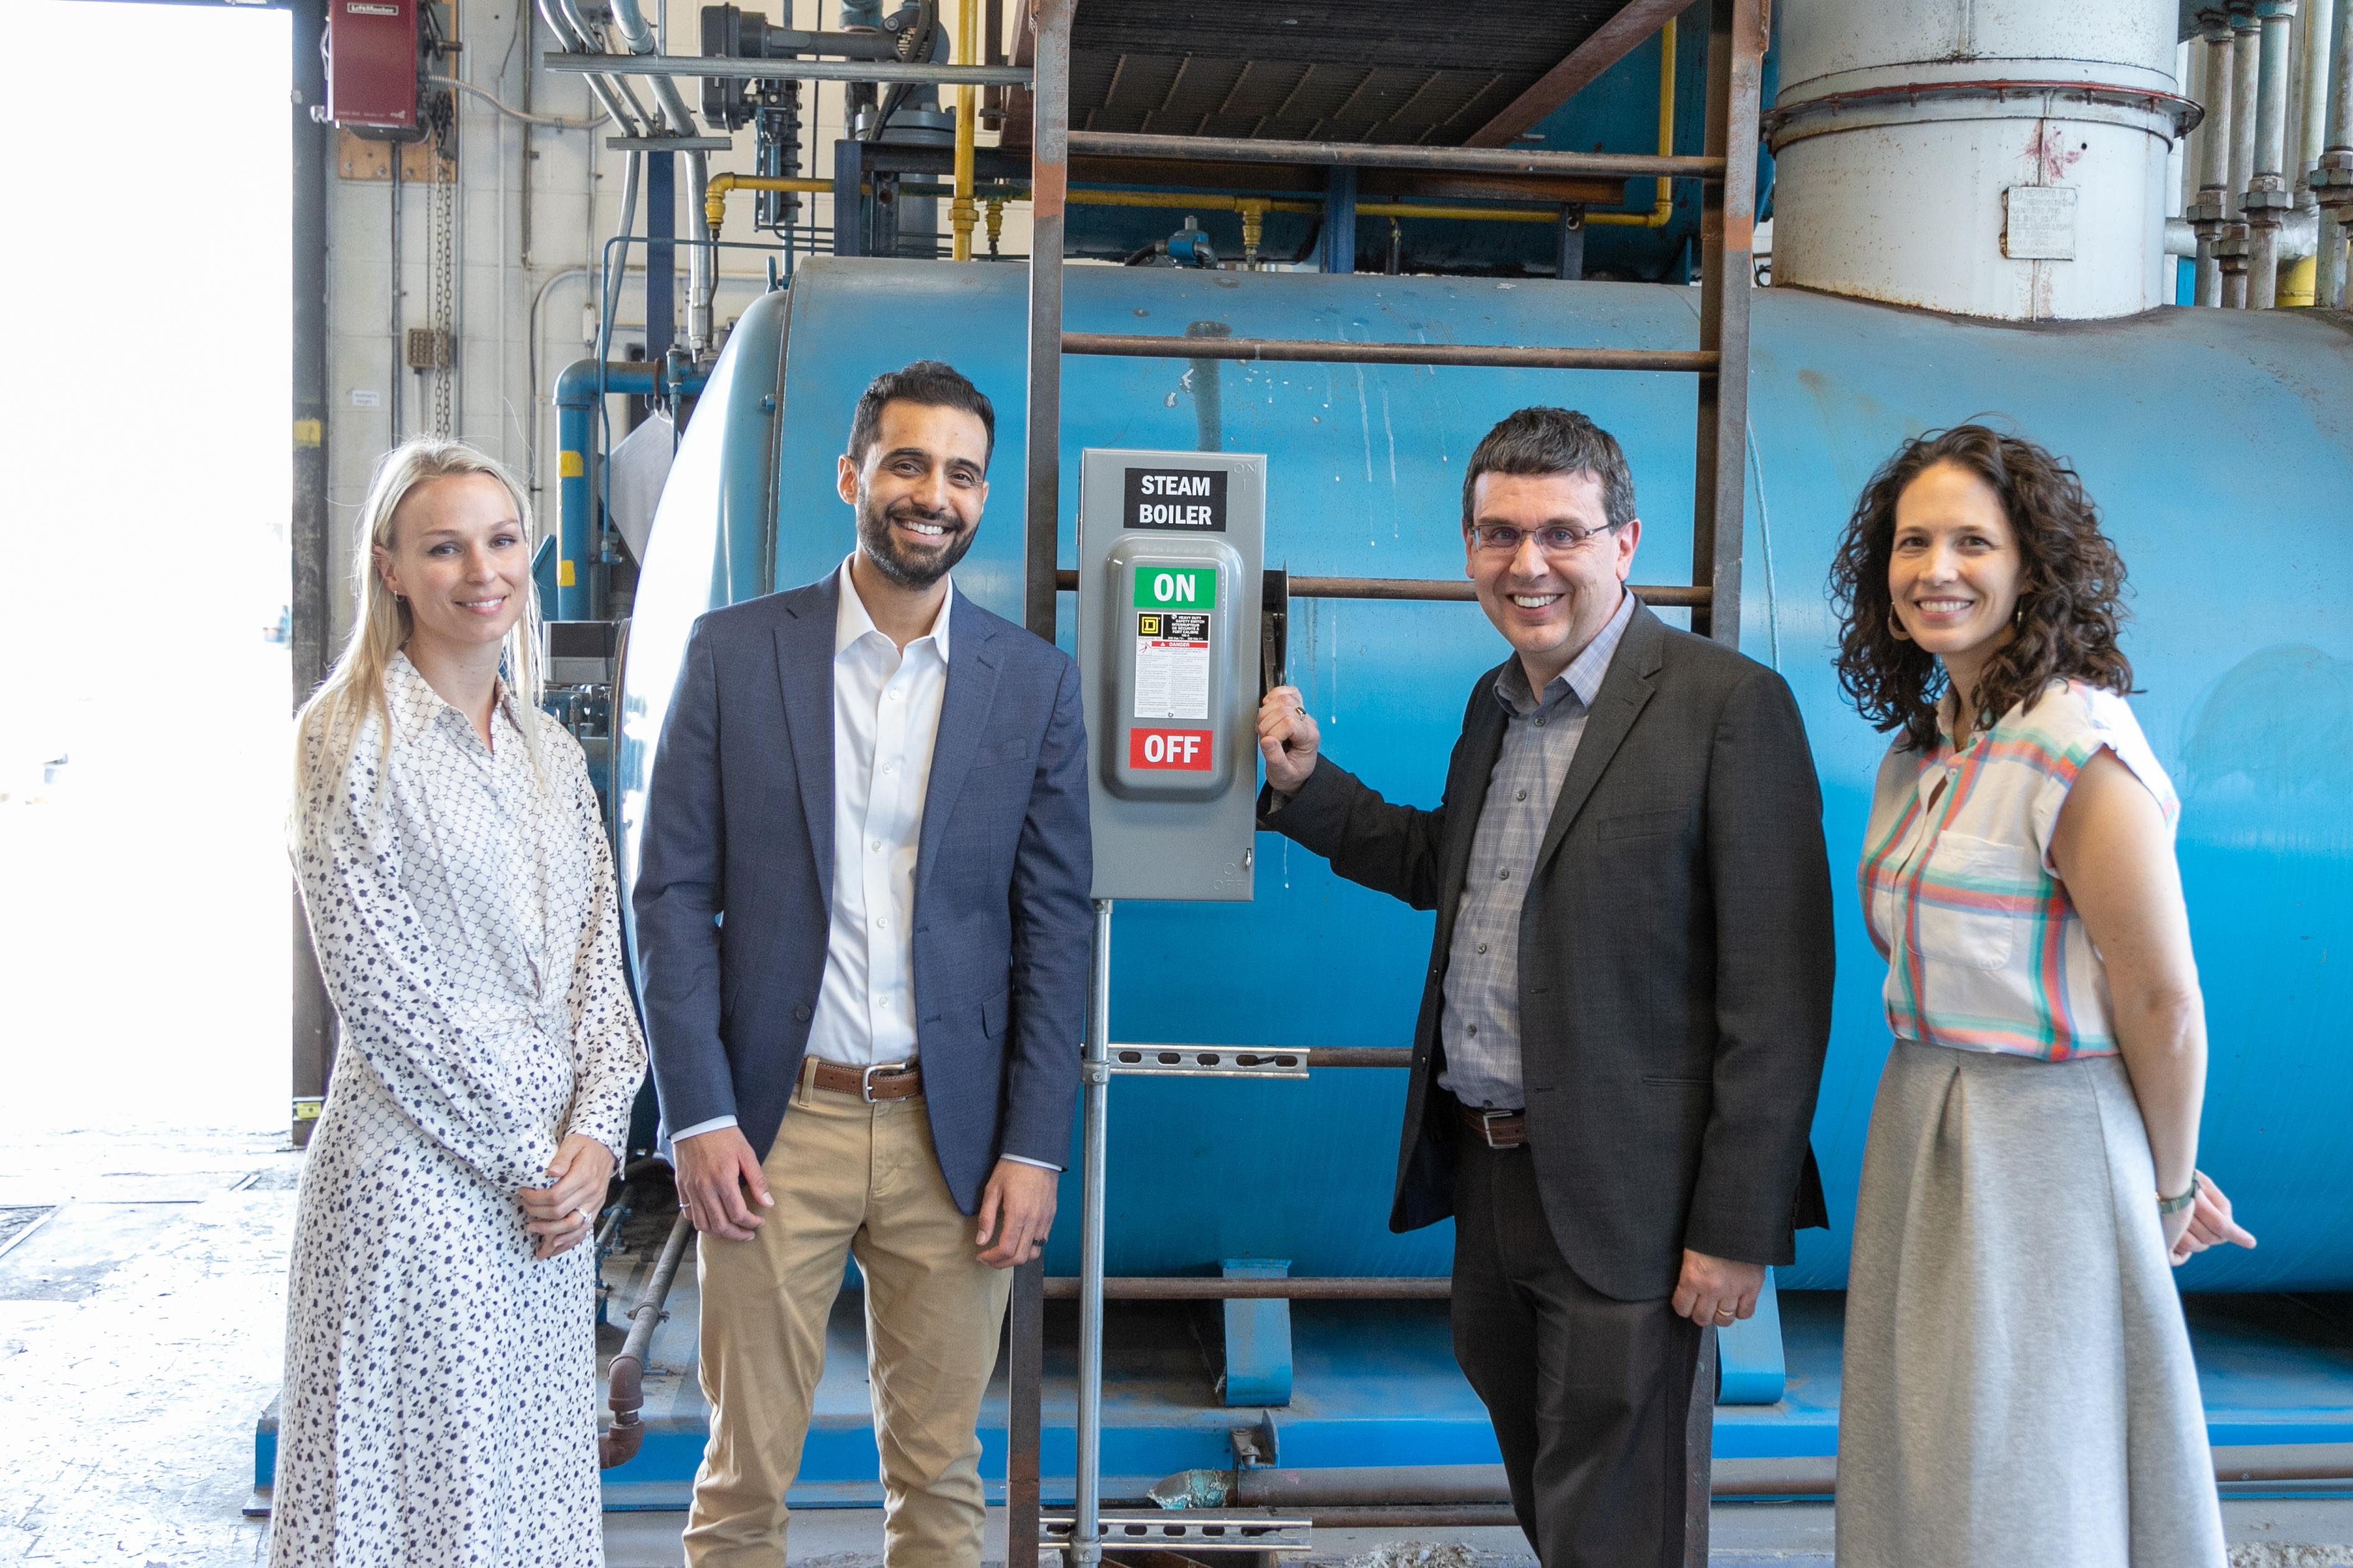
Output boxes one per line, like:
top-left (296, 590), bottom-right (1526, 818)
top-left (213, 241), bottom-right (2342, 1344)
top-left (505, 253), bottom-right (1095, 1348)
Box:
top-left (520, 1135), bottom-right (616, 1260)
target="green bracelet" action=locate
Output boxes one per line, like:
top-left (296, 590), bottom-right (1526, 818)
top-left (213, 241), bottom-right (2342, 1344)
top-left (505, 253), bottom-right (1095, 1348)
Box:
top-left (2157, 1180), bottom-right (2199, 1216)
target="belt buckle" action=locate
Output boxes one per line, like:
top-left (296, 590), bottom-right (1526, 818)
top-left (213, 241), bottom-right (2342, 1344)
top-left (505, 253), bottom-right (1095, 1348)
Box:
top-left (1476, 1108), bottom-right (1513, 1148)
top-left (861, 1061), bottom-right (909, 1103)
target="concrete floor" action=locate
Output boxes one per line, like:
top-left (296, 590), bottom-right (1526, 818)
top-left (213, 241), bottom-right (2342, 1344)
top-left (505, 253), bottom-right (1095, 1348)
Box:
top-left (4, 1127), bottom-right (2350, 1566)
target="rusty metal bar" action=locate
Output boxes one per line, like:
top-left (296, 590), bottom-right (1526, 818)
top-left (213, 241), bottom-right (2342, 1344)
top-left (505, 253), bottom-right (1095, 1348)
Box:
top-left (1008, 1256), bottom-right (1043, 1568)
top-left (1305, 1047), bottom-right (1415, 1067)
top-left (1052, 570), bottom-right (1708, 609)
top-left (1044, 1276), bottom-right (1451, 1300)
top-left (1066, 129), bottom-right (1723, 183)
top-left (1064, 332), bottom-right (1715, 375)
top-left (1023, 0), bottom-right (1073, 641)
top-left (1688, 0), bottom-right (1761, 649)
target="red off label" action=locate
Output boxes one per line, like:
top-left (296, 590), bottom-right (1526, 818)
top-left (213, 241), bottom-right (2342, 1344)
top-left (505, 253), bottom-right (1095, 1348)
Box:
top-left (1130, 728), bottom-right (1212, 771)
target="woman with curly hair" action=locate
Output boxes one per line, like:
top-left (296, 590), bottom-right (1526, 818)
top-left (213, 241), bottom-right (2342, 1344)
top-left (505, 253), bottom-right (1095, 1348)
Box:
top-left (1827, 425), bottom-right (2253, 1567)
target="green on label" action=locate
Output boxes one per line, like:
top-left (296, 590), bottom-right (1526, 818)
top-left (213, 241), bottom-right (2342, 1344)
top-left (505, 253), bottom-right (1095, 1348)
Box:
top-left (1134, 566), bottom-right (1217, 609)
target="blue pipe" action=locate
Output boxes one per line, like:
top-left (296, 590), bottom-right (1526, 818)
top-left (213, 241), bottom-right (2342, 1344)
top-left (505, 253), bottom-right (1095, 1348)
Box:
top-left (551, 357), bottom-right (709, 621)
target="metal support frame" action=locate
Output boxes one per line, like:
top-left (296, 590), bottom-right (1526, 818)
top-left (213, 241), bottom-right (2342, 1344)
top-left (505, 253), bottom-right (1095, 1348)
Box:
top-left (544, 52), bottom-right (1031, 85)
top-left (1010, 1), bottom-right (1760, 1556)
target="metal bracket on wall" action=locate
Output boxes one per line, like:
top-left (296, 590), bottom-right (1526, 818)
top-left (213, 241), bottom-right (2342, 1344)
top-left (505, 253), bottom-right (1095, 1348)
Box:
top-left (1229, 1408), bottom-right (1281, 1469)
top-left (1040, 1514), bottom-right (1314, 1555)
top-left (1108, 1045), bottom-right (1309, 1080)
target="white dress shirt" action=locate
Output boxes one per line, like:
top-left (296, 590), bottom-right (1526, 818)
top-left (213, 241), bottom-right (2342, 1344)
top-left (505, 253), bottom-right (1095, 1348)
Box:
top-left (673, 562), bottom-right (1053, 1168)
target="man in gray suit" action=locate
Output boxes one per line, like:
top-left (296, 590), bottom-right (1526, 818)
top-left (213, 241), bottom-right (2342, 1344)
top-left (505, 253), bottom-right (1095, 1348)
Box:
top-left (1256, 407), bottom-right (1833, 1568)
top-left (634, 362), bottom-right (1092, 1567)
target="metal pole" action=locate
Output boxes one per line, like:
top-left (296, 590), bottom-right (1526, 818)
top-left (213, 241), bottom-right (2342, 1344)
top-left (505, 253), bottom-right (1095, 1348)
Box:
top-left (1024, 0), bottom-right (1072, 641)
top-left (2249, 1), bottom-right (2300, 306)
top-left (290, 0), bottom-right (337, 1147)
top-left (1690, 0), bottom-right (1760, 651)
top-left (1072, 898), bottom-right (1113, 1568)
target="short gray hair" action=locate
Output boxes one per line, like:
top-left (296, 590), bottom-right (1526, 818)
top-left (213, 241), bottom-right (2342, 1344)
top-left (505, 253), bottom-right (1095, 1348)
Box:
top-left (1460, 406), bottom-right (1637, 531)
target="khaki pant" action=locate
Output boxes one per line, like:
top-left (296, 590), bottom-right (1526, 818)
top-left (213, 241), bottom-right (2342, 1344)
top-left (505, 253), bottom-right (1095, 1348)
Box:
top-left (685, 1059), bottom-right (1013, 1568)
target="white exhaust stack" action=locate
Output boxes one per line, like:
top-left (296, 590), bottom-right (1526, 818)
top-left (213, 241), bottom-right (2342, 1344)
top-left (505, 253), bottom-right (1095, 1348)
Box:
top-left (1764, 1), bottom-right (2201, 320)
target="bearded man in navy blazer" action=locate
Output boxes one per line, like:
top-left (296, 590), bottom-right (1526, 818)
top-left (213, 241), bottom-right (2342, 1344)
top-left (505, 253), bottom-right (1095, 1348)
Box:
top-left (634, 361), bottom-right (1091, 1568)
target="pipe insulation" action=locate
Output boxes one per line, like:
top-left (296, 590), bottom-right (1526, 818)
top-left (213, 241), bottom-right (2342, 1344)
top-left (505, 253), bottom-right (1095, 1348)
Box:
top-left (1765, 0), bottom-right (2197, 319)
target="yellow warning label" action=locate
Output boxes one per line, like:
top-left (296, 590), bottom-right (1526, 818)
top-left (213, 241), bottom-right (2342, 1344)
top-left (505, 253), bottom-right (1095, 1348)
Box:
top-left (558, 559), bottom-right (577, 587)
top-left (293, 418), bottom-right (322, 448)
top-left (559, 450), bottom-right (585, 477)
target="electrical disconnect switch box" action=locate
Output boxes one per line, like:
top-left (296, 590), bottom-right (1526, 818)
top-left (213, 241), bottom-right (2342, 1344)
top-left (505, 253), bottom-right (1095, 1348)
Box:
top-left (1077, 449), bottom-right (1266, 902)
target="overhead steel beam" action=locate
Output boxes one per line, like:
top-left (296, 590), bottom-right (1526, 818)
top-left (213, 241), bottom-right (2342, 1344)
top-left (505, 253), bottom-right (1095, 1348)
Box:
top-left (1463, 0), bottom-right (1692, 149)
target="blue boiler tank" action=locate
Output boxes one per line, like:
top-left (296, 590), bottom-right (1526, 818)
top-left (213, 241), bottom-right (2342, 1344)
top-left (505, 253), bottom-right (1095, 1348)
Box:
top-left (618, 258), bottom-right (2353, 1296)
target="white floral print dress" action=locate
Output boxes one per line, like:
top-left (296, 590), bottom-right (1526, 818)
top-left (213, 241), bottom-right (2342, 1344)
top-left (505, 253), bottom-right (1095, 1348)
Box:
top-left (272, 653), bottom-right (645, 1567)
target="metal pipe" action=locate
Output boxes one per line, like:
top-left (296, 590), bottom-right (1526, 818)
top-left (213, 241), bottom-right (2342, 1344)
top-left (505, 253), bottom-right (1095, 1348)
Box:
top-left (1049, 570), bottom-right (1707, 608)
top-left (608, 0), bottom-right (714, 349)
top-left (2193, 11), bottom-right (2239, 304)
top-left (545, 52), bottom-right (1031, 85)
top-left (1044, 1276), bottom-right (1450, 1300)
top-left (951, 0), bottom-right (978, 259)
top-left (599, 1211), bottom-right (694, 1468)
top-left (2227, 7), bottom-right (2263, 305)
top-left (2250, 1), bottom-right (2301, 305)
top-left (2303, 0), bottom-right (2337, 176)
top-left (2316, 0), bottom-right (2353, 304)
top-left (1067, 129), bottom-right (1723, 183)
top-left (1074, 898), bottom-right (1113, 1568)
top-left (1022, 0), bottom-right (1072, 641)
top-left (541, 0), bottom-right (649, 134)
top-left (1149, 1445), bottom-right (2353, 1516)
top-left (1063, 333), bottom-right (1716, 374)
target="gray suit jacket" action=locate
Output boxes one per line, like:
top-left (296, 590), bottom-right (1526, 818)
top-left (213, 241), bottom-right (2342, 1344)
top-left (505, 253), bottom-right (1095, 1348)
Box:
top-left (632, 575), bottom-right (1093, 1212)
top-left (1261, 600), bottom-right (1833, 1301)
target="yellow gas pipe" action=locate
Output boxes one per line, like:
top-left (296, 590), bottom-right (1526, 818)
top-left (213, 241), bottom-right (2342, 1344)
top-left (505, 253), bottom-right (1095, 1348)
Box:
top-left (951, 0), bottom-right (978, 260)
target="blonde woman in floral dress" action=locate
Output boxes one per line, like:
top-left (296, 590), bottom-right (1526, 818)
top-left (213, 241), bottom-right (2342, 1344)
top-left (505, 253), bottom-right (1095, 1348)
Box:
top-left (273, 439), bottom-right (645, 1567)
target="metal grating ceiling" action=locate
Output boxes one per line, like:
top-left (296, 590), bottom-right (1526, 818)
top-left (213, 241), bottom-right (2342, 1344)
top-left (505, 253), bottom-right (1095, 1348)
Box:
top-left (1062, 1), bottom-right (1634, 145)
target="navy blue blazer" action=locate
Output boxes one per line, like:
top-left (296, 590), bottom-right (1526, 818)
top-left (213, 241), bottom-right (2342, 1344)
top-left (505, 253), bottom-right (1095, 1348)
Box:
top-left (632, 574), bottom-right (1093, 1212)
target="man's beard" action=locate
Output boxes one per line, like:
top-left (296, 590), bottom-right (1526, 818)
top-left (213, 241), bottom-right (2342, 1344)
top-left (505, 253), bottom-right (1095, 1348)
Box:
top-left (857, 492), bottom-right (977, 589)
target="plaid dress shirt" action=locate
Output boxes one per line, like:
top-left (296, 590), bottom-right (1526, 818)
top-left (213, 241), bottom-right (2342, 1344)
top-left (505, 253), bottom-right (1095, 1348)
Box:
top-left (1437, 590), bottom-right (1636, 1110)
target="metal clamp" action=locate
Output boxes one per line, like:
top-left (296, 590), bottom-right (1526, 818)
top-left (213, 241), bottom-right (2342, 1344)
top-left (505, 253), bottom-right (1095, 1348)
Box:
top-left (1108, 1044), bottom-right (1310, 1080)
top-left (1041, 1512), bottom-right (1314, 1555)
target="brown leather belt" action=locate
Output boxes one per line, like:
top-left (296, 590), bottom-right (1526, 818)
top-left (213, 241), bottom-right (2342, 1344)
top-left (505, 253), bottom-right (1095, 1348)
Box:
top-left (1457, 1104), bottom-right (1527, 1148)
top-left (806, 1058), bottom-right (924, 1102)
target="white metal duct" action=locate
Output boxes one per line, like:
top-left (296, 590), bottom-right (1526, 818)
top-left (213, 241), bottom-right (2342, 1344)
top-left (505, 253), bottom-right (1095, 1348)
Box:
top-left (1766, 1), bottom-right (2201, 319)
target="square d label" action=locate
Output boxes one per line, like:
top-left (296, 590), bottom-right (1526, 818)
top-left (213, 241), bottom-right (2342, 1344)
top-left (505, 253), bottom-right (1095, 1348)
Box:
top-left (1125, 467), bottom-right (1228, 531)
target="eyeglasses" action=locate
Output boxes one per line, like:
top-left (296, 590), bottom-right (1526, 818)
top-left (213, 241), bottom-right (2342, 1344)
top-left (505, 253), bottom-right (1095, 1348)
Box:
top-left (1468, 520), bottom-right (1623, 556)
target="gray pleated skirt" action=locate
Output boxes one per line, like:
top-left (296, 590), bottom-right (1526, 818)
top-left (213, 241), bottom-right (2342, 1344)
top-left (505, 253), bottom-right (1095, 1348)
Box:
top-left (1835, 1041), bottom-right (2226, 1568)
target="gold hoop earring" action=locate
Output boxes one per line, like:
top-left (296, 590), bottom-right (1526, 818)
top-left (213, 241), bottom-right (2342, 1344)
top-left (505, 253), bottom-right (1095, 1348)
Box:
top-left (1888, 610), bottom-right (1911, 643)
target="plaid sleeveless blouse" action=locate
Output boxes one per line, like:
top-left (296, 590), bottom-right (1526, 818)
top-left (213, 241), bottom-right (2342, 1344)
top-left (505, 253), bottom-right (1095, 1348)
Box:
top-left (1859, 681), bottom-right (2178, 1061)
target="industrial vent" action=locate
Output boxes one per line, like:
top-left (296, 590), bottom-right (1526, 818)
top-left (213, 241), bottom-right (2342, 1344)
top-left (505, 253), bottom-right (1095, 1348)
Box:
top-left (1010, 0), bottom-right (1637, 147)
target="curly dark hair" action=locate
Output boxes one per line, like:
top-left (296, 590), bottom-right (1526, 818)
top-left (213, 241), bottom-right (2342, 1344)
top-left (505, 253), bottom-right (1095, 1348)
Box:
top-left (1828, 424), bottom-right (2133, 753)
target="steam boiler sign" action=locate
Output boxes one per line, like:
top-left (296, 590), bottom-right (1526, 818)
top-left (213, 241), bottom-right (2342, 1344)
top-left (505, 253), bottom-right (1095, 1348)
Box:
top-left (1130, 727), bottom-right (1213, 771)
top-left (1125, 467), bottom-right (1228, 531)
